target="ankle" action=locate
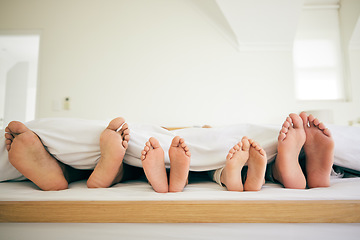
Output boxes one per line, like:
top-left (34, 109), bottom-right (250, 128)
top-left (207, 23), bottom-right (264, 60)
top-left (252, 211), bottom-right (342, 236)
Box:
top-left (306, 171), bottom-right (330, 188)
top-left (244, 180), bottom-right (262, 191)
top-left (273, 164), bottom-right (306, 189)
top-left (42, 178), bottom-right (68, 191)
top-left (220, 170), bottom-right (243, 191)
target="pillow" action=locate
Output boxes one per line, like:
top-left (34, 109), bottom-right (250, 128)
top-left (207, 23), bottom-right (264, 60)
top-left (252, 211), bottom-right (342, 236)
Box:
top-left (329, 125), bottom-right (360, 172)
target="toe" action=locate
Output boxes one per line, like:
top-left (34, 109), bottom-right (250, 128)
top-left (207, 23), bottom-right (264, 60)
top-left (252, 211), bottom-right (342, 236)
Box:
top-left (308, 114), bottom-right (316, 126)
top-left (123, 134), bottom-right (130, 142)
top-left (7, 121), bottom-right (29, 134)
top-left (108, 117), bottom-right (125, 131)
top-left (289, 113), bottom-right (303, 129)
top-left (313, 118), bottom-right (320, 126)
top-left (171, 136), bottom-right (181, 147)
top-left (122, 123), bottom-right (128, 131)
top-left (323, 128), bottom-right (332, 137)
top-left (5, 133), bottom-right (14, 141)
top-left (299, 112), bottom-right (309, 128)
top-left (286, 116), bottom-right (292, 124)
top-left (149, 137), bottom-right (161, 149)
top-left (278, 132), bottom-right (286, 141)
top-left (318, 122), bottom-right (326, 130)
top-left (259, 148), bottom-right (266, 156)
top-left (122, 128), bottom-right (130, 136)
top-left (283, 120), bottom-right (290, 129)
top-left (242, 137), bottom-right (250, 151)
top-left (181, 141), bottom-right (187, 149)
top-left (280, 127), bottom-right (288, 134)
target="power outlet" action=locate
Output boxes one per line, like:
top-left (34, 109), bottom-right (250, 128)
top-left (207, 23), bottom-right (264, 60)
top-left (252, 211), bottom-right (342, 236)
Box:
top-left (64, 97), bottom-right (70, 110)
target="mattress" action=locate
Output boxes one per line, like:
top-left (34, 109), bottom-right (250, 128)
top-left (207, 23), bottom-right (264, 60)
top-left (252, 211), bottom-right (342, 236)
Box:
top-left (1, 174), bottom-right (359, 202)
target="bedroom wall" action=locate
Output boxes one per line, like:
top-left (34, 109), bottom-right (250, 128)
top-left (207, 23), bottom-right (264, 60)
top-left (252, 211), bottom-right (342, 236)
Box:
top-left (0, 0), bottom-right (359, 127)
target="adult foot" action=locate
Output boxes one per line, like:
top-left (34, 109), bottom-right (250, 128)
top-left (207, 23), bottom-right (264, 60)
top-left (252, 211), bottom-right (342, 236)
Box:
top-left (141, 137), bottom-right (168, 193)
top-left (168, 136), bottom-right (191, 192)
top-left (244, 139), bottom-right (267, 191)
top-left (300, 112), bottom-right (334, 188)
top-left (220, 136), bottom-right (250, 191)
top-left (87, 117), bottom-right (129, 188)
top-left (272, 114), bottom-right (307, 189)
top-left (5, 121), bottom-right (68, 191)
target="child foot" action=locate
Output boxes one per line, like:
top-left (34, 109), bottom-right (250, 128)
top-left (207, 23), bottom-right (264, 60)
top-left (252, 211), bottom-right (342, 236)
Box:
top-left (5, 121), bottom-right (68, 191)
top-left (141, 137), bottom-right (168, 193)
top-left (244, 139), bottom-right (267, 191)
top-left (272, 114), bottom-right (307, 189)
top-left (87, 117), bottom-right (129, 188)
top-left (300, 112), bottom-right (334, 188)
top-left (220, 136), bottom-right (250, 191)
top-left (169, 136), bottom-right (191, 192)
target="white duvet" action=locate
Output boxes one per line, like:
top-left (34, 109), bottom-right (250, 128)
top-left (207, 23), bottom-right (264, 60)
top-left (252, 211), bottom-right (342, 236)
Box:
top-left (0, 118), bottom-right (359, 182)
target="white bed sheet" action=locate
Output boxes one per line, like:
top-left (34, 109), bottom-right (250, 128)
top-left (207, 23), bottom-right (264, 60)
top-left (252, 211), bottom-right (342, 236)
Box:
top-left (1, 176), bottom-right (360, 201)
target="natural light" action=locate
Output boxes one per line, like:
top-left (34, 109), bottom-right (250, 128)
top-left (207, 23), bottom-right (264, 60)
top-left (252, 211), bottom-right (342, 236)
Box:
top-left (294, 39), bottom-right (342, 100)
top-left (293, 8), bottom-right (344, 101)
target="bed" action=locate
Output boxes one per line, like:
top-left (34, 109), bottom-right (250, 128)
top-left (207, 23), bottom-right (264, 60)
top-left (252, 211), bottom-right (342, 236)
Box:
top-left (1, 172), bottom-right (360, 223)
top-left (1, 120), bottom-right (360, 239)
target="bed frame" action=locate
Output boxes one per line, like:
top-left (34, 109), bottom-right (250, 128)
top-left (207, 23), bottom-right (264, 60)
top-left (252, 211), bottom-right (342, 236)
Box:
top-left (1, 200), bottom-right (360, 223)
top-left (1, 127), bottom-right (360, 223)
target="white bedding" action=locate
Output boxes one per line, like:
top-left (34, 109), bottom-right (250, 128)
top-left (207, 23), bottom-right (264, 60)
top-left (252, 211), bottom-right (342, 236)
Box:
top-left (0, 119), bottom-right (280, 181)
top-left (1, 118), bottom-right (360, 182)
top-left (1, 176), bottom-right (359, 201)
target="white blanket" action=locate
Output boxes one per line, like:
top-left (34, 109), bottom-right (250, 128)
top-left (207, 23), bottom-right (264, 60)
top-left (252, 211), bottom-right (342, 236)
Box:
top-left (0, 118), bottom-right (359, 182)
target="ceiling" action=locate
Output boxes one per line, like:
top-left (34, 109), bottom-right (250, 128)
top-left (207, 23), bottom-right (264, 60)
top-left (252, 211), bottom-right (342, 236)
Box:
top-left (215, 0), bottom-right (304, 50)
top-left (0, 0), bottom-right (358, 66)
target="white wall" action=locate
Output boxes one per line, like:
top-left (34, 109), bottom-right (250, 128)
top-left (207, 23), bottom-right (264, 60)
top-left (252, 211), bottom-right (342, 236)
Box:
top-left (0, 0), bottom-right (359, 127)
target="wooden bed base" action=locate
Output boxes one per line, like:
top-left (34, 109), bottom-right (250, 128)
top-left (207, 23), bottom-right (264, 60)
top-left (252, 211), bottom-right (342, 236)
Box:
top-left (1, 200), bottom-right (360, 223)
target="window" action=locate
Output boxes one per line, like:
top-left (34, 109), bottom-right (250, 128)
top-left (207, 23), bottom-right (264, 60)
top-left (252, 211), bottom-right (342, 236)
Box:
top-left (0, 34), bottom-right (40, 128)
top-left (293, 7), bottom-right (344, 100)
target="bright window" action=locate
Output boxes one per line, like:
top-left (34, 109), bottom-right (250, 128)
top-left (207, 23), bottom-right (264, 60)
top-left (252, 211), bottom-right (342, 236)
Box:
top-left (293, 7), bottom-right (344, 100)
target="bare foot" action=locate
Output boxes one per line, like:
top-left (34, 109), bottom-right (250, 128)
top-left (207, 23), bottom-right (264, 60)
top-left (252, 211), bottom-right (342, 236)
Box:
top-left (168, 136), bottom-right (191, 192)
top-left (5, 121), bottom-right (68, 191)
top-left (272, 114), bottom-right (307, 189)
top-left (300, 112), bottom-right (334, 188)
top-left (244, 139), bottom-right (267, 191)
top-left (141, 137), bottom-right (168, 193)
top-left (220, 136), bottom-right (250, 191)
top-left (87, 117), bottom-right (129, 188)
